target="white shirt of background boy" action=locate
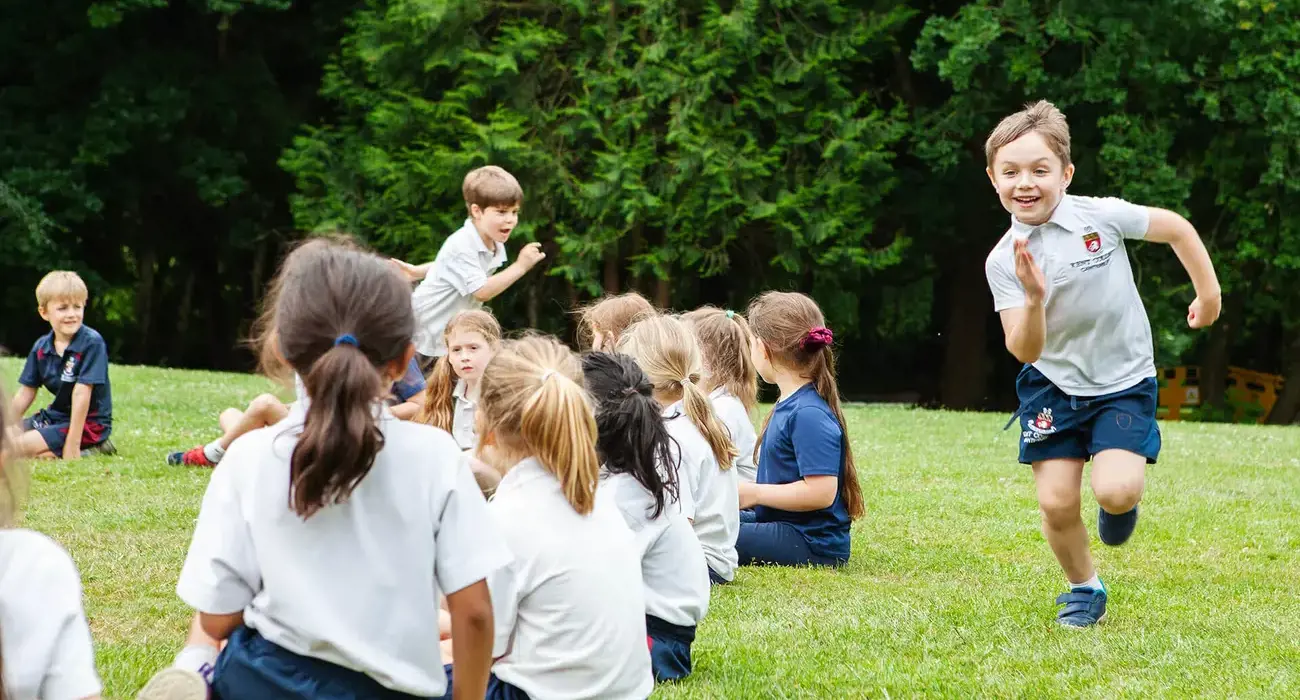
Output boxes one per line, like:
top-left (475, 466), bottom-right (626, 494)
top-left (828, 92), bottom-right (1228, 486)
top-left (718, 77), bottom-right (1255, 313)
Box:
top-left (177, 404), bottom-right (510, 697)
top-left (597, 471), bottom-right (710, 628)
top-left (0, 529), bottom-right (102, 700)
top-left (487, 458), bottom-right (653, 700)
top-left (985, 194), bottom-right (1155, 396)
top-left (709, 387), bottom-right (757, 483)
top-left (451, 379), bottom-right (478, 450)
top-left (663, 403), bottom-right (740, 582)
top-left (411, 219), bottom-right (509, 357)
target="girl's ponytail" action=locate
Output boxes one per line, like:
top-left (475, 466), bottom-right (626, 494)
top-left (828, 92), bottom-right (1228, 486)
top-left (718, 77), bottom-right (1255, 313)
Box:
top-left (417, 355), bottom-right (456, 431)
top-left (680, 378), bottom-right (738, 469)
top-left (808, 344), bottom-right (864, 519)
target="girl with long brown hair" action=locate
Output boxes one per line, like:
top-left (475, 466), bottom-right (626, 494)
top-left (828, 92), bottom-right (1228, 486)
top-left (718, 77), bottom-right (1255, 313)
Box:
top-left (682, 306), bottom-right (760, 482)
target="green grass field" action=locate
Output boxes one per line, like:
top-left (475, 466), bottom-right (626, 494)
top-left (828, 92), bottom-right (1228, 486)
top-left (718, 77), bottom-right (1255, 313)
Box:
top-left (3, 357), bottom-right (1299, 699)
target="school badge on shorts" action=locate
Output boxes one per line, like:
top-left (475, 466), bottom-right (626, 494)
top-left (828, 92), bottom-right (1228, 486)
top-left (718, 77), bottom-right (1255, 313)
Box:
top-left (1083, 232), bottom-right (1101, 254)
top-left (1022, 408), bottom-right (1057, 444)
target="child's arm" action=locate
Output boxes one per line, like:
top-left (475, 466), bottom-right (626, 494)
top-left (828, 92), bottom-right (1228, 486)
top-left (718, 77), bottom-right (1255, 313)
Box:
top-left (390, 400), bottom-right (422, 420)
top-left (999, 238), bottom-right (1048, 363)
top-left (740, 475), bottom-right (837, 511)
top-left (10, 385), bottom-right (36, 419)
top-left (197, 611), bottom-right (245, 642)
top-left (471, 243), bottom-right (546, 302)
top-left (63, 384), bottom-right (92, 460)
top-left (446, 579), bottom-right (495, 700)
top-left (390, 258), bottom-right (434, 282)
top-left (1142, 208), bottom-right (1222, 328)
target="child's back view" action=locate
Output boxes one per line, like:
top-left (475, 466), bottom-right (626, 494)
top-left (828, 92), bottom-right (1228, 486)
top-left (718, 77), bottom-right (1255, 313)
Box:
top-left (170, 239), bottom-right (508, 699)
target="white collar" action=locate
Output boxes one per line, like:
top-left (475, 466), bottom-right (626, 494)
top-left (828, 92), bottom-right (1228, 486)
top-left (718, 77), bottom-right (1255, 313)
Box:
top-left (460, 218), bottom-right (507, 264)
top-left (452, 379), bottom-right (475, 403)
top-left (1009, 194), bottom-right (1085, 236)
top-left (495, 457), bottom-right (552, 498)
top-left (661, 400), bottom-right (684, 420)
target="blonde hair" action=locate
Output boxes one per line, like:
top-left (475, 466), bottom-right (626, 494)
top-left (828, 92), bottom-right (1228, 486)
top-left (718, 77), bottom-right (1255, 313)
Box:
top-left (418, 309), bottom-right (503, 430)
top-left (985, 100), bottom-right (1072, 168)
top-left (35, 271), bottom-right (88, 309)
top-left (478, 335), bottom-right (600, 514)
top-left (681, 306), bottom-right (758, 413)
top-left (748, 292), bottom-right (863, 520)
top-left (463, 166), bottom-right (523, 213)
top-left (0, 389), bottom-right (28, 529)
top-left (616, 315), bottom-right (738, 469)
top-left (578, 292), bottom-right (655, 350)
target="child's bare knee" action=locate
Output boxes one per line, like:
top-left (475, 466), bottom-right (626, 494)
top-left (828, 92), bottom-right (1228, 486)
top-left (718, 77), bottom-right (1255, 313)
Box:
top-left (249, 394), bottom-right (283, 419)
top-left (1038, 491), bottom-right (1082, 529)
top-left (1094, 480), bottom-right (1142, 514)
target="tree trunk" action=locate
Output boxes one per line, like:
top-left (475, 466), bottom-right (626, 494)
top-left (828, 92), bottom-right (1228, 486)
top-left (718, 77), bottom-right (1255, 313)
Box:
top-left (603, 248), bottom-right (620, 294)
top-left (1199, 292), bottom-right (1242, 412)
top-left (939, 258), bottom-right (990, 409)
top-left (1266, 331), bottom-right (1300, 425)
top-left (172, 274), bottom-right (196, 366)
top-left (133, 246), bottom-right (157, 364)
top-left (655, 276), bottom-right (671, 309)
top-left (526, 279), bottom-right (540, 330)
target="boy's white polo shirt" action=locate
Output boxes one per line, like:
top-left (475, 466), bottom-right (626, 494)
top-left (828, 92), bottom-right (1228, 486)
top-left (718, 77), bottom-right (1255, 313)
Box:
top-left (0, 529), bottom-right (102, 700)
top-left (486, 458), bottom-right (653, 700)
top-left (412, 219), bottom-right (509, 357)
top-left (710, 388), bottom-right (757, 483)
top-left (985, 194), bottom-right (1156, 396)
top-left (451, 379), bottom-right (478, 450)
top-left (663, 403), bottom-right (740, 582)
top-left (177, 404), bottom-right (510, 697)
top-left (597, 471), bottom-right (710, 628)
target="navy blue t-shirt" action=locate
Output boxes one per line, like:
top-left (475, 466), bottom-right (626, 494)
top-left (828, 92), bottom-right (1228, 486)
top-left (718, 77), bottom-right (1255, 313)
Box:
top-left (753, 383), bottom-right (850, 560)
top-left (389, 357), bottom-right (427, 403)
top-left (18, 326), bottom-right (114, 427)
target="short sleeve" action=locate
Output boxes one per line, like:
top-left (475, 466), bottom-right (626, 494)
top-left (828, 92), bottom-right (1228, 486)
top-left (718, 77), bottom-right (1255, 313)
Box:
top-left (1096, 197), bottom-right (1151, 240)
top-left (440, 251), bottom-right (489, 296)
top-left (791, 407), bottom-right (844, 478)
top-left (37, 543), bottom-right (103, 700)
top-left (985, 248), bottom-right (1026, 312)
top-left (664, 442), bottom-right (697, 520)
top-left (485, 559), bottom-right (519, 658)
top-left (76, 336), bottom-right (109, 386)
top-left (390, 358), bottom-right (427, 402)
top-left (176, 453), bottom-right (261, 614)
top-left (18, 342), bottom-right (41, 388)
top-left (432, 453), bottom-right (512, 596)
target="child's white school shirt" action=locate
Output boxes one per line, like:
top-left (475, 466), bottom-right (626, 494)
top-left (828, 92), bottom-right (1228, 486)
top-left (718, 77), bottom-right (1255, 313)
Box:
top-left (0, 529), bottom-right (102, 700)
top-left (487, 458), bottom-right (653, 700)
top-left (177, 403), bottom-right (510, 697)
top-left (985, 194), bottom-right (1155, 396)
top-left (411, 219), bottom-right (509, 357)
top-left (710, 387), bottom-right (757, 483)
top-left (663, 403), bottom-right (740, 582)
top-left (451, 379), bottom-right (478, 450)
top-left (597, 472), bottom-right (710, 627)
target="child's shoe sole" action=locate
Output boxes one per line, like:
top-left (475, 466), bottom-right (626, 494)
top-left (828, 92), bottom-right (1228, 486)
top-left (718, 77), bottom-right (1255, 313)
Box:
top-left (136, 667), bottom-right (208, 700)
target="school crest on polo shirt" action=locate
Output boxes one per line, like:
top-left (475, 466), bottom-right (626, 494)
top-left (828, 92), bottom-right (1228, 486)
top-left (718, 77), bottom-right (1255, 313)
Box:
top-left (1022, 407), bottom-right (1057, 444)
top-left (1082, 231), bottom-right (1102, 254)
top-left (61, 354), bottom-right (80, 383)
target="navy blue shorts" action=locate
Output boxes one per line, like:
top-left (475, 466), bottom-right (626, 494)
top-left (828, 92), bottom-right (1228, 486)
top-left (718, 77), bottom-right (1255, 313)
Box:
top-left (1011, 365), bottom-right (1160, 466)
top-left (22, 409), bottom-right (110, 455)
top-left (437, 664), bottom-right (528, 700)
top-left (211, 626), bottom-right (425, 700)
top-left (646, 615), bottom-right (695, 683)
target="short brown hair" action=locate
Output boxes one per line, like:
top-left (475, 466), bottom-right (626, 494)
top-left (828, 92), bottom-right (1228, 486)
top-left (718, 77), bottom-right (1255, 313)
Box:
top-left (577, 293), bottom-right (656, 350)
top-left (35, 271), bottom-right (88, 309)
top-left (463, 166), bottom-right (523, 212)
top-left (985, 100), bottom-right (1071, 168)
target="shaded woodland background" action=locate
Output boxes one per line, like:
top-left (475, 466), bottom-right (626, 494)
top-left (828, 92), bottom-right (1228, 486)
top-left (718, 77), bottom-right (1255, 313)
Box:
top-left (2, 0), bottom-right (1297, 421)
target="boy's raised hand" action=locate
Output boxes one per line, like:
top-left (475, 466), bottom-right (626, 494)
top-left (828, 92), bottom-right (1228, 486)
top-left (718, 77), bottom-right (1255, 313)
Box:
top-left (1014, 238), bottom-right (1046, 305)
top-left (388, 258), bottom-right (423, 282)
top-left (517, 242), bottom-right (546, 269)
top-left (1187, 294), bottom-right (1222, 329)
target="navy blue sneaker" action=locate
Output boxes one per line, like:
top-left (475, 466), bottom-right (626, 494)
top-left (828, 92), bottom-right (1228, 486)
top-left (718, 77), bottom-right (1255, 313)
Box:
top-left (1098, 505), bottom-right (1139, 546)
top-left (1055, 587), bottom-right (1107, 627)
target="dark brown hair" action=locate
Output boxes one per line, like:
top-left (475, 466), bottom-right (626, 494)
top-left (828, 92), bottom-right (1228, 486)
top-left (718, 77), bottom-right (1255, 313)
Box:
top-left (747, 291), bottom-right (864, 519)
top-left (463, 165), bottom-right (523, 212)
top-left (418, 309), bottom-right (503, 430)
top-left (682, 306), bottom-right (759, 413)
top-left (267, 238), bottom-right (415, 519)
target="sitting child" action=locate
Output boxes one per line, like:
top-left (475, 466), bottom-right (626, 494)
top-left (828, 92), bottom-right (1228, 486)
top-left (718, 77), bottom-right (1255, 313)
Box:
top-left (682, 306), bottom-right (760, 482)
top-left (418, 309), bottom-right (502, 451)
top-left (578, 292), bottom-right (656, 351)
top-left (0, 388), bottom-right (105, 699)
top-left (10, 271), bottom-right (115, 460)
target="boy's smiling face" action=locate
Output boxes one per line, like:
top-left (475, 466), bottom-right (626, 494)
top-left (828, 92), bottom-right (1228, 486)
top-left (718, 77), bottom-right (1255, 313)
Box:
top-left (987, 130), bottom-right (1074, 226)
top-left (470, 203), bottom-right (520, 247)
top-left (39, 297), bottom-right (85, 341)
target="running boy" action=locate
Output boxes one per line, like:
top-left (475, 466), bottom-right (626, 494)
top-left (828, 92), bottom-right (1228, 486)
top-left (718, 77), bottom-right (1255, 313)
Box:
top-left (984, 101), bottom-right (1221, 627)
top-left (10, 271), bottom-right (115, 460)
top-left (391, 166), bottom-right (546, 368)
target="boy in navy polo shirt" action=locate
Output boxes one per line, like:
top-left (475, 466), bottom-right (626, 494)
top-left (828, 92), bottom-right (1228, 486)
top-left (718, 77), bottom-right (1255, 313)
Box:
top-left (9, 271), bottom-right (116, 460)
top-left (984, 101), bottom-right (1220, 627)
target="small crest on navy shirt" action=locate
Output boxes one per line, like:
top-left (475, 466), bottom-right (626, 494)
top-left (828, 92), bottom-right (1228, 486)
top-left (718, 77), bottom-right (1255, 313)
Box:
top-left (61, 353), bottom-right (80, 383)
top-left (1083, 232), bottom-right (1101, 254)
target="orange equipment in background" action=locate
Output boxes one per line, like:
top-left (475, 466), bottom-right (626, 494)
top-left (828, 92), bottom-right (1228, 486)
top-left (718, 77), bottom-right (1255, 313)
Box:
top-left (1157, 366), bottom-right (1284, 424)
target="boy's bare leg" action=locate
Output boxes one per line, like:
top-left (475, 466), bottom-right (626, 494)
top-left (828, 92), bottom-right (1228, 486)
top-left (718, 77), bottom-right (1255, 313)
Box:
top-left (216, 394), bottom-right (288, 451)
top-left (18, 430), bottom-right (55, 459)
top-left (1032, 458), bottom-right (1093, 584)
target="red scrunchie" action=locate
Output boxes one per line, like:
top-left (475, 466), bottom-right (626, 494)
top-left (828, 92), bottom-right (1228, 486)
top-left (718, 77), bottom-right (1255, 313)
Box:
top-left (801, 326), bottom-right (834, 351)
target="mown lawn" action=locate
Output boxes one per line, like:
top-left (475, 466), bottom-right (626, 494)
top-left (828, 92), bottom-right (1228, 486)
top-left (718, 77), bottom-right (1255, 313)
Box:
top-left (3, 357), bottom-right (1298, 699)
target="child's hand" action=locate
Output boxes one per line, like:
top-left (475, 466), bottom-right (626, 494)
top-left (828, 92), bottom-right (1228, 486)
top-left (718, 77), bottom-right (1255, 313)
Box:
top-left (738, 481), bottom-right (760, 510)
top-left (1188, 294), bottom-right (1222, 329)
top-left (388, 258), bottom-right (422, 282)
top-left (62, 444), bottom-right (81, 461)
top-left (1014, 239), bottom-right (1046, 306)
top-left (517, 242), bottom-right (546, 270)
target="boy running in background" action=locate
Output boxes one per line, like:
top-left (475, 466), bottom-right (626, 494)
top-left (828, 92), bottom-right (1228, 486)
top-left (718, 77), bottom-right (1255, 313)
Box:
top-left (984, 101), bottom-right (1221, 627)
top-left (391, 166), bottom-right (546, 369)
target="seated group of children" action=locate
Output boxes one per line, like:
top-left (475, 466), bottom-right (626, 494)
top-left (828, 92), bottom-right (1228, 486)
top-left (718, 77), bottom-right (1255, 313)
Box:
top-left (0, 166), bottom-right (862, 700)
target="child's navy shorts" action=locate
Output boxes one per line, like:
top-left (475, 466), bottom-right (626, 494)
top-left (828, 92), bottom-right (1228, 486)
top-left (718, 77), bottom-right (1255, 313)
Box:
top-left (211, 626), bottom-right (424, 700)
top-left (1011, 365), bottom-right (1160, 465)
top-left (22, 409), bottom-right (110, 455)
top-left (438, 664), bottom-right (529, 700)
top-left (646, 614), bottom-right (695, 683)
